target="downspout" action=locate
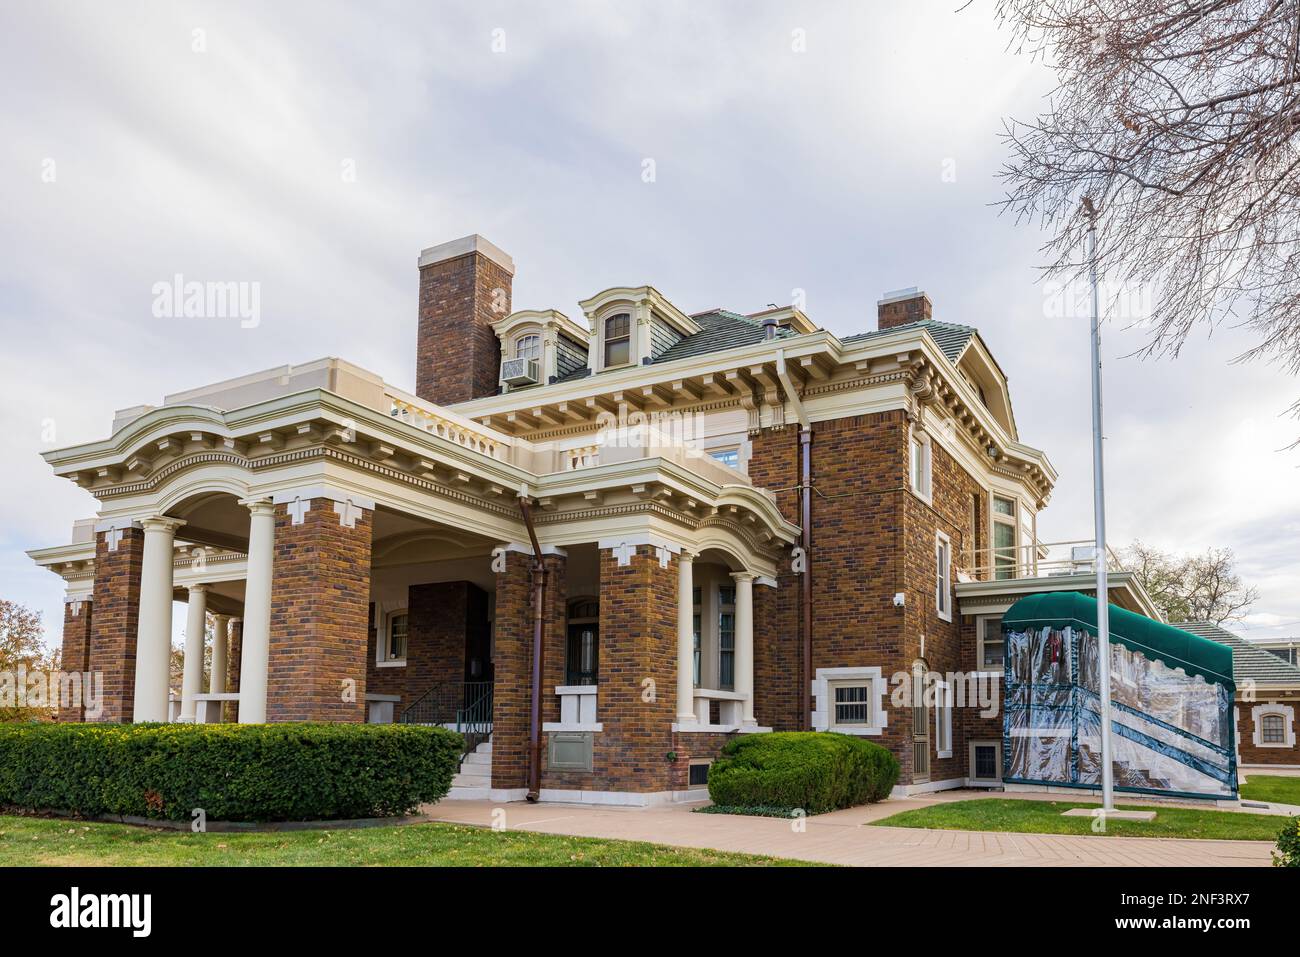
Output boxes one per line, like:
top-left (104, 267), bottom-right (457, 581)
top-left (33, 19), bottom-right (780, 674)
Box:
top-left (518, 484), bottom-right (547, 802)
top-left (776, 351), bottom-right (814, 732)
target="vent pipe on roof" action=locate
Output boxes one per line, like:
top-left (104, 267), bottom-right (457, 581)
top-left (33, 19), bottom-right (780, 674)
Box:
top-left (762, 316), bottom-right (778, 340)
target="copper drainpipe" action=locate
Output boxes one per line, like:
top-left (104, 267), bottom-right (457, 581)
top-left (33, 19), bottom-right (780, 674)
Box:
top-left (799, 427), bottom-right (813, 730)
top-left (518, 490), bottom-right (547, 802)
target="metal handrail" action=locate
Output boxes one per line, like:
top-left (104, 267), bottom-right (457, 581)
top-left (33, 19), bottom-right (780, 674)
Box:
top-left (958, 538), bottom-right (1126, 582)
top-left (401, 680), bottom-right (494, 765)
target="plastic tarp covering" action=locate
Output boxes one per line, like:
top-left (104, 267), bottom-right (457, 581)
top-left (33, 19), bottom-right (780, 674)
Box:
top-left (1004, 620), bottom-right (1236, 800)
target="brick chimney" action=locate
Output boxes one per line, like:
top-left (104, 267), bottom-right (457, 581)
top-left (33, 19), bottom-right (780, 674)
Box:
top-left (415, 235), bottom-right (514, 406)
top-left (877, 287), bottom-right (932, 331)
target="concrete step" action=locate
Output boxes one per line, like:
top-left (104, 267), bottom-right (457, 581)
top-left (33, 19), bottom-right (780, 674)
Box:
top-left (452, 772), bottom-right (492, 788)
top-left (463, 750), bottom-right (492, 766)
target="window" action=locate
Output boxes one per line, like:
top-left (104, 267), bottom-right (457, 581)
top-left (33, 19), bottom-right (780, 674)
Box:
top-left (935, 679), bottom-right (953, 758)
top-left (977, 615), bottom-right (1004, 671)
top-left (379, 611), bottom-right (408, 664)
top-left (718, 585), bottom-right (736, 691)
top-left (566, 598), bottom-right (599, 686)
top-left (935, 532), bottom-right (952, 621)
top-left (1263, 714), bottom-right (1285, 744)
top-left (1250, 704), bottom-right (1295, 748)
top-left (909, 430), bottom-right (931, 499)
top-left (812, 667), bottom-right (884, 735)
top-left (688, 761), bottom-right (711, 786)
top-left (992, 495), bottom-right (1017, 580)
top-left (710, 448), bottom-right (740, 469)
top-left (912, 660), bottom-right (930, 781)
top-left (514, 333), bottom-right (541, 360)
top-left (692, 586), bottom-right (702, 687)
top-left (831, 682), bottom-right (872, 727)
top-left (969, 741), bottom-right (1002, 784)
top-left (603, 313), bottom-right (631, 367)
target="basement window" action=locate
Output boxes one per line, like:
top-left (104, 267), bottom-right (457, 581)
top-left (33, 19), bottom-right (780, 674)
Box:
top-left (688, 761), bottom-right (711, 787)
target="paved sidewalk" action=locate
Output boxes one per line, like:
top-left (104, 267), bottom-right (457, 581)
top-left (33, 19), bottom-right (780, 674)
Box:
top-left (422, 790), bottom-right (1275, 867)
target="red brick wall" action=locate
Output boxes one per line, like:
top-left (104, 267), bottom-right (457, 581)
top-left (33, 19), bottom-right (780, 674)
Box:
top-left (903, 433), bottom-right (982, 785)
top-left (1238, 698), bottom-right (1300, 766)
top-left (415, 251), bottom-right (511, 406)
top-left (58, 599), bottom-right (93, 722)
top-left (266, 499), bottom-right (372, 722)
top-left (491, 551), bottom-right (567, 790)
top-left (366, 581), bottom-right (489, 719)
top-left (223, 620), bottom-right (242, 723)
top-left (668, 730), bottom-right (735, 790)
top-left (89, 526), bottom-right (144, 723)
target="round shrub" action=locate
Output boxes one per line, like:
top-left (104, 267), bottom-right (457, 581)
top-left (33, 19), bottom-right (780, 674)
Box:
top-left (0, 722), bottom-right (462, 822)
top-left (706, 731), bottom-right (900, 815)
top-left (1275, 816), bottom-right (1300, 868)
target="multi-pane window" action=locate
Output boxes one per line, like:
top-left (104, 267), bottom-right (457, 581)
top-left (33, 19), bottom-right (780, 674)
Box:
top-left (710, 448), bottom-right (740, 469)
top-left (1262, 713), bottom-right (1286, 744)
top-left (514, 334), bottom-right (541, 360)
top-left (979, 615), bottom-right (1005, 670)
top-left (718, 585), bottom-right (736, 691)
top-left (935, 533), bottom-right (952, 620)
top-left (832, 684), bottom-right (871, 727)
top-left (909, 432), bottom-right (931, 498)
top-left (387, 612), bottom-right (408, 661)
top-left (992, 495), bottom-right (1017, 580)
top-left (604, 313), bottom-right (631, 367)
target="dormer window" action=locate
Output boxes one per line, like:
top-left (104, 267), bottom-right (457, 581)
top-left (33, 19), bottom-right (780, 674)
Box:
top-left (515, 334), bottom-right (542, 361)
top-left (604, 314), bottom-right (631, 367)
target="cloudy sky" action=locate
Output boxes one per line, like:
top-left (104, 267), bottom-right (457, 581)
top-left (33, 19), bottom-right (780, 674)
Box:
top-left (2, 1), bottom-right (1296, 649)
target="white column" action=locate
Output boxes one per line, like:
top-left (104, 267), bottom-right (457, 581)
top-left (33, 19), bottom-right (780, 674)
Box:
top-left (210, 615), bottom-right (229, 695)
top-left (238, 499), bottom-right (275, 724)
top-left (179, 585), bottom-right (208, 721)
top-left (731, 571), bottom-right (756, 726)
top-left (676, 551), bottom-right (696, 723)
top-left (133, 516), bottom-right (185, 723)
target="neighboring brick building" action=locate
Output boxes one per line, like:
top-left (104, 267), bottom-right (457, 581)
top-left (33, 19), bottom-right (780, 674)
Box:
top-left (38, 232), bottom-right (1247, 805)
top-left (1177, 621), bottom-right (1300, 769)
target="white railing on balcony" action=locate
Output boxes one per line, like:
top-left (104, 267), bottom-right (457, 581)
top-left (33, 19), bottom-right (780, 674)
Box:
top-left (385, 386), bottom-right (513, 462)
top-left (958, 539), bottom-right (1125, 584)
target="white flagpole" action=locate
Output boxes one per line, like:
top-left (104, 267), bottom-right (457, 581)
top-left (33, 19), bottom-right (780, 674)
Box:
top-left (1084, 197), bottom-right (1115, 813)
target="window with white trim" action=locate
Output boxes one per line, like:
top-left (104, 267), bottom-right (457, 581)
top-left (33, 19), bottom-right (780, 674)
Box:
top-left (378, 610), bottom-right (408, 665)
top-left (603, 313), bottom-right (631, 367)
top-left (718, 585), bottom-right (736, 691)
top-left (935, 678), bottom-right (953, 758)
top-left (909, 430), bottom-right (932, 500)
top-left (709, 448), bottom-right (740, 469)
top-left (935, 532), bottom-right (952, 621)
top-left (991, 495), bottom-right (1018, 580)
top-left (1252, 703), bottom-right (1296, 748)
top-left (976, 614), bottom-right (1004, 671)
top-left (829, 679), bottom-right (874, 730)
top-left (514, 333), bottom-right (542, 360)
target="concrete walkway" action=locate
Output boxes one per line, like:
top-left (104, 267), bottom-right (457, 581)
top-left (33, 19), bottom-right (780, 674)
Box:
top-left (422, 789), bottom-right (1276, 867)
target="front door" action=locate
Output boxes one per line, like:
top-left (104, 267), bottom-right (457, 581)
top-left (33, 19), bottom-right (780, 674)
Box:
top-left (566, 622), bottom-right (599, 685)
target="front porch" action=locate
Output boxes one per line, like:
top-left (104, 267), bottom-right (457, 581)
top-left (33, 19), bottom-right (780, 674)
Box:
top-left (29, 357), bottom-right (800, 805)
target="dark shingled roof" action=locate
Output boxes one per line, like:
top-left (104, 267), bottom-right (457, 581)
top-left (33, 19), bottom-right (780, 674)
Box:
top-left (552, 313), bottom-right (976, 384)
top-left (1174, 621), bottom-right (1300, 685)
top-left (842, 319), bottom-right (976, 363)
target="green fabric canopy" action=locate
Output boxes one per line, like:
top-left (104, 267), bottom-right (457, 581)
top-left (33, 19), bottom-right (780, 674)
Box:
top-left (1001, 592), bottom-right (1235, 691)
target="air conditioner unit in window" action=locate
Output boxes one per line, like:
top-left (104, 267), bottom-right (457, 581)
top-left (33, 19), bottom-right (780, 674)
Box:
top-left (501, 357), bottom-right (540, 386)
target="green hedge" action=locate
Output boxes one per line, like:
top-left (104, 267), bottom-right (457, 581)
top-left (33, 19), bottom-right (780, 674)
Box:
top-left (0, 722), bottom-right (462, 822)
top-left (707, 732), bottom-right (900, 815)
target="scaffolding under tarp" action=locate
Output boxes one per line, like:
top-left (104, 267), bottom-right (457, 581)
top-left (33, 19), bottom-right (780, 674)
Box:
top-left (1002, 592), bottom-right (1236, 800)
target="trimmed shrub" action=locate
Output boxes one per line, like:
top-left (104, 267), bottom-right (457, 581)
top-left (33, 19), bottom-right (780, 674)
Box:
top-left (0, 722), bottom-right (462, 822)
top-left (1275, 816), bottom-right (1300, 868)
top-left (706, 731), bottom-right (900, 815)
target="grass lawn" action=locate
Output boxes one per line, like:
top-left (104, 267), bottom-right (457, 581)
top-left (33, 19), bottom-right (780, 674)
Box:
top-left (871, 798), bottom-right (1289, 841)
top-left (1240, 775), bottom-right (1300, 806)
top-left (0, 814), bottom-right (811, 867)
